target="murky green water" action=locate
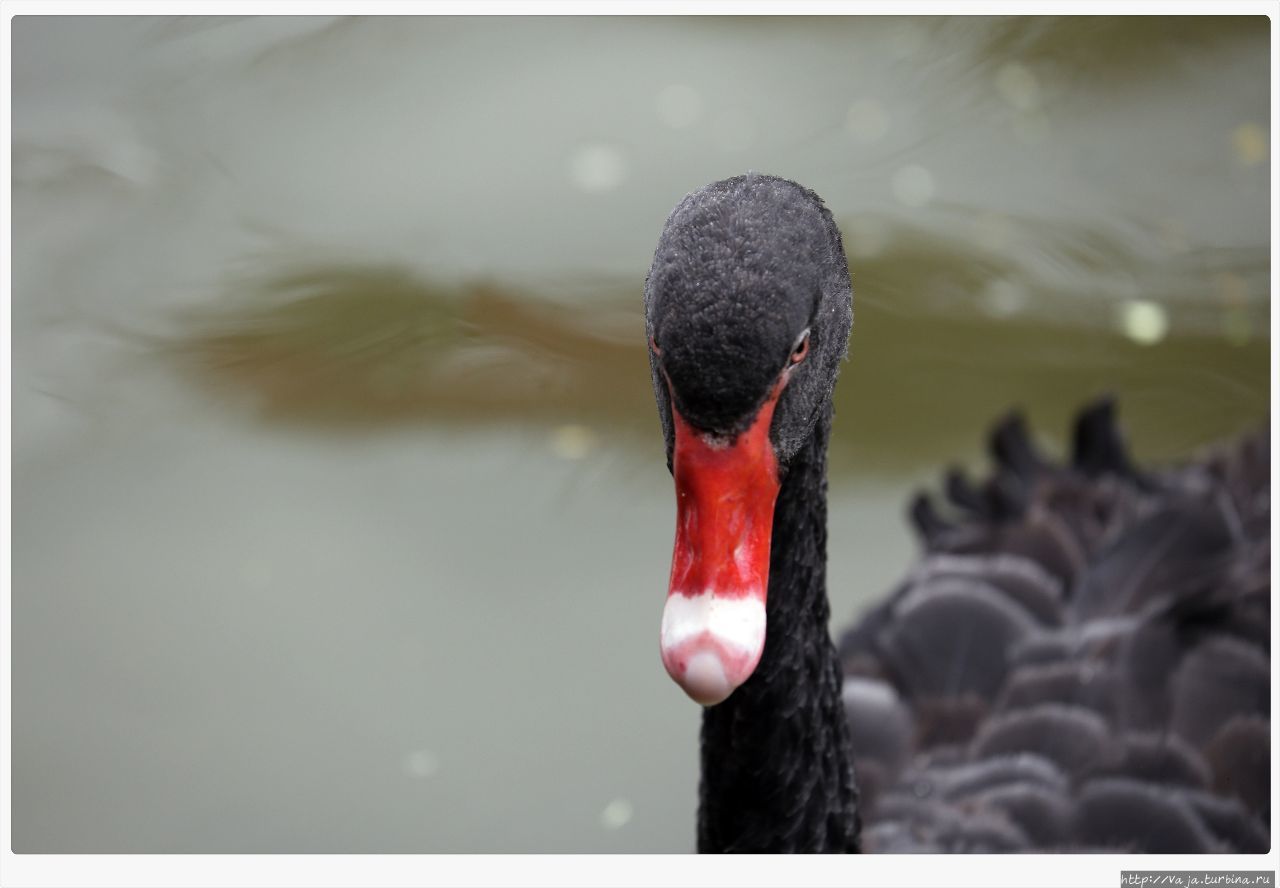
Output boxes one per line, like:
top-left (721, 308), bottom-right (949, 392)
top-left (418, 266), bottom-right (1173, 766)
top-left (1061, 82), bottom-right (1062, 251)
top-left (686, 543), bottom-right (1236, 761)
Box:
top-left (10, 15), bottom-right (1270, 852)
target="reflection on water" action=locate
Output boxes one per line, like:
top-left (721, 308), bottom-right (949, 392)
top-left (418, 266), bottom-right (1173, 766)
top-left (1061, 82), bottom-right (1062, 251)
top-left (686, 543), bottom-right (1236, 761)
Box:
top-left (170, 266), bottom-right (647, 430)
top-left (974, 16), bottom-right (1265, 82)
top-left (172, 252), bottom-right (1266, 475)
top-left (10, 14), bottom-right (1270, 853)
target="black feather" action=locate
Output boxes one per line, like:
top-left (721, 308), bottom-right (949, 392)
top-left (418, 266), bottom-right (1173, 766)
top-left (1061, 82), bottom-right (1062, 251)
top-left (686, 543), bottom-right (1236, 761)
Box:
top-left (646, 177), bottom-right (1268, 855)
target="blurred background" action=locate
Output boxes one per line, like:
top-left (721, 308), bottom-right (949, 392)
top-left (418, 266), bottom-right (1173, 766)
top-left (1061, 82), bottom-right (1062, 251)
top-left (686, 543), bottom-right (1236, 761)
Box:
top-left (9, 15), bottom-right (1270, 852)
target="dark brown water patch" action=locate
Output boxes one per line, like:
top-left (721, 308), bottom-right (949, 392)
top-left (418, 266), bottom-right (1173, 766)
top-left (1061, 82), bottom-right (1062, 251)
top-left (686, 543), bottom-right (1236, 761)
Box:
top-left (168, 258), bottom-right (1267, 479)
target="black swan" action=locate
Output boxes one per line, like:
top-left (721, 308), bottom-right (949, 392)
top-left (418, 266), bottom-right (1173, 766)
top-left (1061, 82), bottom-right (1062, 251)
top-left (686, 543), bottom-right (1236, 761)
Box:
top-left (642, 173), bottom-right (1270, 853)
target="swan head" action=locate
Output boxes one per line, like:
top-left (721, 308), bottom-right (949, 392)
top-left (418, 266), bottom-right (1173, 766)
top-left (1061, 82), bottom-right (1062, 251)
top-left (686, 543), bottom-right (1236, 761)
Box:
top-left (644, 173), bottom-right (853, 705)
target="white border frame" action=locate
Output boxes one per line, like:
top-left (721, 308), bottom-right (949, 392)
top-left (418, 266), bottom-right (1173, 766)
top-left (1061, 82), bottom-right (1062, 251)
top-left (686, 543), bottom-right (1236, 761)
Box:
top-left (2, 4), bottom-right (1276, 886)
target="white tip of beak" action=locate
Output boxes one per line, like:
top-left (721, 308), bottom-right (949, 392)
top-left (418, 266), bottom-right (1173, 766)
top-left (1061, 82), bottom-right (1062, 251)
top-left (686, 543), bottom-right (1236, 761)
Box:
top-left (660, 592), bottom-right (766, 706)
top-left (681, 650), bottom-right (733, 706)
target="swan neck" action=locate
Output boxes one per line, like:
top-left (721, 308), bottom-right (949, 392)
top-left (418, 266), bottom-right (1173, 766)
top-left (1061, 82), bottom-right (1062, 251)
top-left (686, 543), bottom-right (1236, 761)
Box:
top-left (696, 402), bottom-right (861, 852)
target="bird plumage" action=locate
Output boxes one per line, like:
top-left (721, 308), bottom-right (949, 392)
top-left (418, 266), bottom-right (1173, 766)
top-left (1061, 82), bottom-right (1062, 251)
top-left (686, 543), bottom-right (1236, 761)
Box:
top-left (645, 173), bottom-right (1269, 854)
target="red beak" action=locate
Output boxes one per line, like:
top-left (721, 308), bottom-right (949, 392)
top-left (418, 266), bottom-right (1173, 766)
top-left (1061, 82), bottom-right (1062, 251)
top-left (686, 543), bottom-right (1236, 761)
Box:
top-left (659, 381), bottom-right (785, 706)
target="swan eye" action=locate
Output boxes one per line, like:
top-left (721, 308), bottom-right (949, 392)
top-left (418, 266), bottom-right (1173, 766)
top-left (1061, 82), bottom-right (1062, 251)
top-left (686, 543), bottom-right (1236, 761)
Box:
top-left (790, 330), bottom-right (810, 365)
top-left (650, 335), bottom-right (663, 357)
